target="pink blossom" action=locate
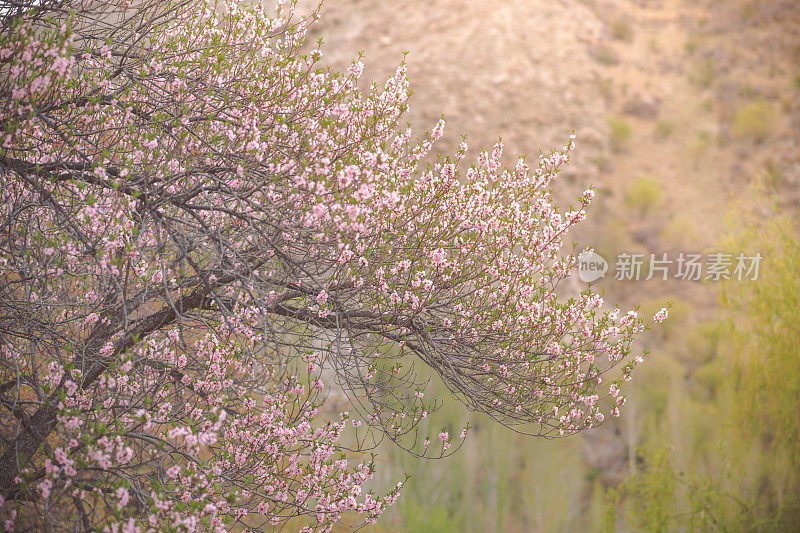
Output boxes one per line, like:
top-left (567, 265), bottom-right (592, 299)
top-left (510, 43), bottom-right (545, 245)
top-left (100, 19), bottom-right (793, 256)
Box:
top-left (0, 1), bottom-right (652, 528)
top-left (38, 479), bottom-right (53, 499)
top-left (316, 290), bottom-right (328, 306)
top-left (347, 61), bottom-right (363, 78)
top-left (116, 487), bottom-right (130, 509)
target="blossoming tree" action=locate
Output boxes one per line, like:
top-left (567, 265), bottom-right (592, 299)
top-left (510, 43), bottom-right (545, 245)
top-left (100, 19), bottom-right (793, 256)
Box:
top-left (0, 0), bottom-right (657, 529)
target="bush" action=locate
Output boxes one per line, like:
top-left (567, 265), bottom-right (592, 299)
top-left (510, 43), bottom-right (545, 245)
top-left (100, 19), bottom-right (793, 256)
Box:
top-left (611, 19), bottom-right (634, 42)
top-left (684, 36), bottom-right (700, 55)
top-left (608, 116), bottom-right (633, 151)
top-left (654, 120), bottom-right (675, 140)
top-left (591, 44), bottom-right (620, 66)
top-left (660, 213), bottom-right (700, 250)
top-left (764, 159), bottom-right (787, 188)
top-left (688, 131), bottom-right (712, 165)
top-left (688, 57), bottom-right (715, 88)
top-left (731, 99), bottom-right (776, 142)
top-left (624, 175), bottom-right (663, 214)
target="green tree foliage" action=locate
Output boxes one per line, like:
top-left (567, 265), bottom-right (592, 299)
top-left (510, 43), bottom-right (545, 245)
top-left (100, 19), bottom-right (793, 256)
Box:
top-left (606, 199), bottom-right (800, 531)
top-left (720, 209), bottom-right (800, 527)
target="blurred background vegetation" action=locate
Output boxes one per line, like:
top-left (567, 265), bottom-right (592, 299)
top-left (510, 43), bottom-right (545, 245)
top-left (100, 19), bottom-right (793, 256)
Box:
top-left (358, 200), bottom-right (800, 532)
top-left (301, 0), bottom-right (800, 529)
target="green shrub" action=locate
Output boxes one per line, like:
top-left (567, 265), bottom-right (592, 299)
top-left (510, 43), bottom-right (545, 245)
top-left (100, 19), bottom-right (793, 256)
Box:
top-left (623, 447), bottom-right (679, 532)
top-left (608, 116), bottom-right (632, 151)
top-left (624, 175), bottom-right (663, 214)
top-left (654, 120), bottom-right (674, 140)
top-left (592, 154), bottom-right (611, 172)
top-left (596, 217), bottom-right (635, 265)
top-left (592, 44), bottom-right (620, 66)
top-left (684, 36), bottom-right (699, 55)
top-left (688, 57), bottom-right (715, 88)
top-left (731, 99), bottom-right (775, 142)
top-left (737, 83), bottom-right (756, 99)
top-left (611, 19), bottom-right (634, 42)
top-left (688, 131), bottom-right (712, 164)
top-left (659, 213), bottom-right (700, 249)
top-left (764, 160), bottom-right (787, 188)
top-left (741, 2), bottom-right (758, 20)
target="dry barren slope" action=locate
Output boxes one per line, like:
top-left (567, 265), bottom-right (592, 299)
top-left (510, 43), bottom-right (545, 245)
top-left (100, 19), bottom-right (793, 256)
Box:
top-left (306, 0), bottom-right (609, 189)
